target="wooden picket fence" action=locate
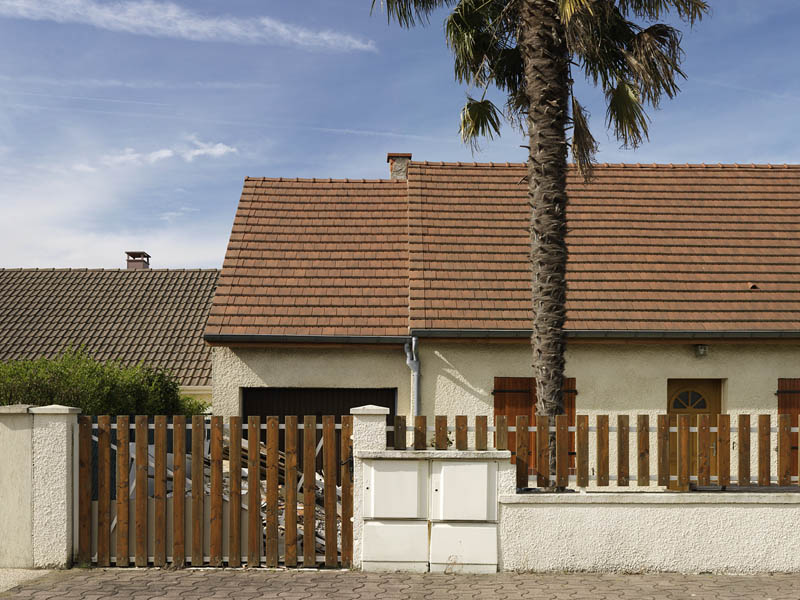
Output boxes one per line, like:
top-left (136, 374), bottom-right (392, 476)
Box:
top-left (389, 414), bottom-right (798, 490)
top-left (75, 415), bottom-right (353, 568)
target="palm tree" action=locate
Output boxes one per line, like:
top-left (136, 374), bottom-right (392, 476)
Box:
top-left (374, 0), bottom-right (707, 431)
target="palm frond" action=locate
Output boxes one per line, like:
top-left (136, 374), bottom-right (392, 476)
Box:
top-left (559, 0), bottom-right (594, 24)
top-left (372, 0), bottom-right (456, 27)
top-left (625, 24), bottom-right (685, 105)
top-left (570, 95), bottom-right (597, 180)
top-left (459, 96), bottom-right (502, 151)
top-left (605, 80), bottom-right (649, 148)
top-left (616, 0), bottom-right (708, 25)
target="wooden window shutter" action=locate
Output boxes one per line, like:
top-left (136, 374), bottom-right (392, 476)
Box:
top-left (777, 378), bottom-right (800, 477)
top-left (493, 377), bottom-right (577, 469)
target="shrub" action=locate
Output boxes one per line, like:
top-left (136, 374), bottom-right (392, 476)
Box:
top-left (0, 348), bottom-right (207, 415)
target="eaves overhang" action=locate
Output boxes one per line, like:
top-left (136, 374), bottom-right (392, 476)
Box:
top-left (204, 333), bottom-right (410, 345)
top-left (411, 328), bottom-right (800, 340)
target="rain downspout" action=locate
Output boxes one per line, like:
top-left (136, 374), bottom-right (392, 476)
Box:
top-left (404, 337), bottom-right (420, 417)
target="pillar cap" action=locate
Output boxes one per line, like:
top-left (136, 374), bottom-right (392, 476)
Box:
top-left (350, 405), bottom-right (390, 415)
top-left (28, 405), bottom-right (82, 415)
top-left (0, 404), bottom-right (33, 414)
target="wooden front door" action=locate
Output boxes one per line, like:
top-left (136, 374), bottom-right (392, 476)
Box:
top-left (667, 379), bottom-right (722, 489)
top-left (777, 378), bottom-right (800, 477)
top-left (493, 377), bottom-right (576, 474)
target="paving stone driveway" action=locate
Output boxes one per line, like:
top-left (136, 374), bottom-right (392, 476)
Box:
top-left (2, 568), bottom-right (798, 599)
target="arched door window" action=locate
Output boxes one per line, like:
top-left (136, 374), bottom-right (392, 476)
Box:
top-left (671, 390), bottom-right (707, 411)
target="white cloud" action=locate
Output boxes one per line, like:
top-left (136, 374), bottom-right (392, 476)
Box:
top-left (0, 74), bottom-right (275, 90)
top-left (146, 148), bottom-right (174, 163)
top-left (0, 0), bottom-right (376, 52)
top-left (180, 137), bottom-right (237, 162)
top-left (72, 163), bottom-right (96, 173)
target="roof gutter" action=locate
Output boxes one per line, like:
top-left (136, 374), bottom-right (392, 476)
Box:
top-left (204, 334), bottom-right (409, 345)
top-left (411, 329), bottom-right (800, 340)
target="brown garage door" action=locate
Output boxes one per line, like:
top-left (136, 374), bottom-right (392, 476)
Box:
top-left (242, 387), bottom-right (397, 468)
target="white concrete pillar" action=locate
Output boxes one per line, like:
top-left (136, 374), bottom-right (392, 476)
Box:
top-left (351, 405), bottom-right (390, 569)
top-left (30, 405), bottom-right (81, 568)
top-left (0, 405), bottom-right (34, 568)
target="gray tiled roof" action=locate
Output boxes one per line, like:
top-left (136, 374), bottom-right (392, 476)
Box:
top-left (0, 268), bottom-right (219, 386)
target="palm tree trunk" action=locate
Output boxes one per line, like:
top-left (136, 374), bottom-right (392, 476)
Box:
top-left (519, 0), bottom-right (570, 481)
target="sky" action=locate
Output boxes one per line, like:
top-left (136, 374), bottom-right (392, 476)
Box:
top-left (0, 0), bottom-right (799, 269)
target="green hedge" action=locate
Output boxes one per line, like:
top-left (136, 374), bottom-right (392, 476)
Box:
top-left (0, 348), bottom-right (207, 415)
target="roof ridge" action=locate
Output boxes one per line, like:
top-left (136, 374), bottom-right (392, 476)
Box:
top-left (0, 268), bottom-right (221, 272)
top-left (408, 161), bottom-right (800, 169)
top-left (245, 176), bottom-right (400, 184)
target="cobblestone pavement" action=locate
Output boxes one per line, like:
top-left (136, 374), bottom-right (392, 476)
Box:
top-left (1, 568), bottom-right (799, 599)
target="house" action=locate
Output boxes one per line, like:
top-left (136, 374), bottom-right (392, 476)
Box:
top-left (0, 252), bottom-right (219, 403)
top-left (205, 154), bottom-right (800, 452)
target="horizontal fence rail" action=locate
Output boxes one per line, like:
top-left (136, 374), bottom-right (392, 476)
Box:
top-left (387, 414), bottom-right (798, 492)
top-left (76, 415), bottom-right (353, 568)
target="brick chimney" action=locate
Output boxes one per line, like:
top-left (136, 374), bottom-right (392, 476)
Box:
top-left (125, 250), bottom-right (151, 270)
top-left (387, 153), bottom-right (412, 181)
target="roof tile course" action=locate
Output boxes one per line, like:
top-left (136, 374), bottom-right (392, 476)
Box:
top-left (0, 269), bottom-right (219, 386)
top-left (208, 163), bottom-right (800, 338)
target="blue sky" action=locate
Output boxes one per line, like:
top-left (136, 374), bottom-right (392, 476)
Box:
top-left (0, 0), bottom-right (798, 269)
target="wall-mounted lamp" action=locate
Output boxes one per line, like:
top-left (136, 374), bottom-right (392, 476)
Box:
top-left (694, 344), bottom-right (709, 358)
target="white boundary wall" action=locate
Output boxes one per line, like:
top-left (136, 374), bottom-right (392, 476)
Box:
top-left (0, 404), bottom-right (79, 569)
top-left (499, 492), bottom-right (800, 573)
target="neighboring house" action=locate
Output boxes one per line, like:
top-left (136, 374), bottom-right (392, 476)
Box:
top-left (205, 154), bottom-right (800, 457)
top-left (0, 252), bottom-right (219, 404)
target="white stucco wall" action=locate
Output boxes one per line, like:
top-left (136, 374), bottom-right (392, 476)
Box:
top-left (30, 406), bottom-right (78, 569)
top-left (211, 346), bottom-right (411, 416)
top-left (499, 493), bottom-right (800, 573)
top-left (421, 340), bottom-right (800, 418)
top-left (0, 407), bottom-right (34, 568)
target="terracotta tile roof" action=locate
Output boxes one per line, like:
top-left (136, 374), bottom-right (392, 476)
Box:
top-left (205, 177), bottom-right (409, 338)
top-left (0, 269), bottom-right (219, 386)
top-left (209, 162), bottom-right (800, 339)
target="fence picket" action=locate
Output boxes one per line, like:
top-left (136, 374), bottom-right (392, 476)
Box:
top-left (759, 415), bottom-right (770, 487)
top-left (435, 416), bottom-right (448, 450)
top-left (555, 415), bottom-right (568, 487)
top-left (454, 416), bottom-right (467, 450)
top-left (413, 416), bottom-right (426, 450)
top-left (738, 414), bottom-right (751, 486)
top-left (516, 415), bottom-right (529, 489)
top-left (340, 415), bottom-right (354, 568)
top-left (495, 415), bottom-right (508, 451)
top-left (657, 415), bottom-right (669, 486)
top-left (617, 415), bottom-right (629, 487)
top-left (284, 416), bottom-right (297, 568)
top-left (172, 416), bottom-right (186, 568)
top-left (248, 416), bottom-right (261, 567)
top-left (323, 415), bottom-right (337, 567)
top-left (576, 415), bottom-right (589, 487)
top-left (116, 416), bottom-right (130, 567)
top-left (475, 415), bottom-right (488, 451)
top-left (394, 416), bottom-right (407, 450)
top-left (779, 414), bottom-right (792, 486)
top-left (678, 415), bottom-right (690, 488)
top-left (302, 415), bottom-right (316, 568)
top-left (536, 415), bottom-right (549, 488)
top-left (191, 416), bottom-right (204, 566)
top-left (229, 416), bottom-right (242, 568)
top-left (637, 415), bottom-right (649, 487)
top-left (209, 416), bottom-right (223, 567)
top-left (154, 416), bottom-right (167, 567)
top-left (135, 416), bottom-right (148, 567)
top-left (97, 415), bottom-right (111, 567)
top-left (596, 415), bottom-right (609, 486)
top-left (717, 414), bottom-right (730, 487)
top-left (77, 416), bottom-right (92, 564)
top-left (266, 416), bottom-right (279, 568)
top-left (697, 414), bottom-right (710, 487)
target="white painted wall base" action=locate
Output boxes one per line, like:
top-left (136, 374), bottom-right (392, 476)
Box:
top-left (430, 523), bottom-right (497, 574)
top-left (361, 521), bottom-right (428, 573)
top-left (499, 492), bottom-right (800, 574)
